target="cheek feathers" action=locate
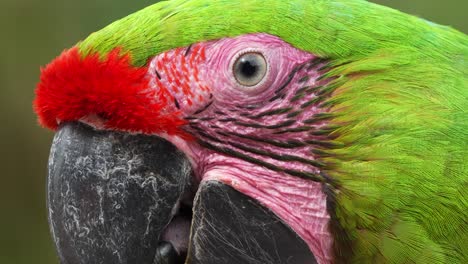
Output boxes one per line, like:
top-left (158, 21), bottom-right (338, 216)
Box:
top-left (148, 44), bottom-right (213, 114)
top-left (34, 47), bottom-right (186, 135)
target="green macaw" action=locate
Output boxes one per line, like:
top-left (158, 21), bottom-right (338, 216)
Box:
top-left (34, 0), bottom-right (467, 263)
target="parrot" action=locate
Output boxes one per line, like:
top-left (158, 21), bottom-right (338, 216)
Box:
top-left (33, 0), bottom-right (467, 263)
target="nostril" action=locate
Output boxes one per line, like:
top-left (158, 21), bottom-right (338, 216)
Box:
top-left (153, 241), bottom-right (181, 264)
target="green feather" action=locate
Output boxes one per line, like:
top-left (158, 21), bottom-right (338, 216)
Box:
top-left (76, 0), bottom-right (468, 263)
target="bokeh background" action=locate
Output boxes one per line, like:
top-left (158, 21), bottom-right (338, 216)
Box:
top-left (0, 0), bottom-right (466, 263)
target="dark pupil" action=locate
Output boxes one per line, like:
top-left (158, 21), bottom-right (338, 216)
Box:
top-left (240, 58), bottom-right (258, 78)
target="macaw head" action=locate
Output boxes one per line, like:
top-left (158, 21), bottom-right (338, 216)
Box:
top-left (34, 1), bottom-right (467, 264)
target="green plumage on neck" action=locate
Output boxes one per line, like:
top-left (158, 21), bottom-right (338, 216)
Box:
top-left (78, 0), bottom-right (467, 263)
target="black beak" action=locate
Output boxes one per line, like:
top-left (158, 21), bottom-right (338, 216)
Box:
top-left (47, 122), bottom-right (317, 264)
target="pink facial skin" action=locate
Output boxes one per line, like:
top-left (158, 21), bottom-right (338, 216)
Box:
top-left (149, 33), bottom-right (334, 263)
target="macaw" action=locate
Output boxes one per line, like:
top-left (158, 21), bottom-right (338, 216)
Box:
top-left (34, 0), bottom-right (467, 263)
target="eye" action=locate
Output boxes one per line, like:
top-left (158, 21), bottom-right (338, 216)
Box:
top-left (233, 52), bottom-right (267, 87)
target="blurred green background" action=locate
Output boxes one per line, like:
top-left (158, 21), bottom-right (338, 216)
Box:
top-left (0, 0), bottom-right (466, 263)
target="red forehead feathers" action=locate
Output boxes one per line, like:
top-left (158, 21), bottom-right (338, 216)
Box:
top-left (33, 47), bottom-right (187, 135)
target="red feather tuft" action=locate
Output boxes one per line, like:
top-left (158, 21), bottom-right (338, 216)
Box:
top-left (33, 47), bottom-right (187, 136)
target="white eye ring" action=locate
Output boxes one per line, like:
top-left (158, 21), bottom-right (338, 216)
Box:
top-left (232, 52), bottom-right (268, 88)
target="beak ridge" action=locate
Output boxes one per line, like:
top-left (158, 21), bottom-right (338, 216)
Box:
top-left (47, 122), bottom-right (192, 264)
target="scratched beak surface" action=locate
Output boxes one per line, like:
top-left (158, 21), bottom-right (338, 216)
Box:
top-left (47, 122), bottom-right (193, 263)
top-left (47, 122), bottom-right (317, 264)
